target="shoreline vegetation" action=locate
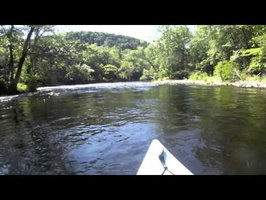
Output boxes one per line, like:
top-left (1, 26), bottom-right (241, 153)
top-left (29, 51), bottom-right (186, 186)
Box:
top-left (2, 25), bottom-right (266, 96)
top-left (153, 79), bottom-right (266, 88)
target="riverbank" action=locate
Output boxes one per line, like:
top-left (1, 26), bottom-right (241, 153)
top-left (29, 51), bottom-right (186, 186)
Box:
top-left (1, 80), bottom-right (266, 100)
top-left (153, 80), bottom-right (266, 88)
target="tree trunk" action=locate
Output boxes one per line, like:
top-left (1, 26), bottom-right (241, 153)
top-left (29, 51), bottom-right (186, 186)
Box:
top-left (7, 25), bottom-right (14, 81)
top-left (241, 28), bottom-right (251, 49)
top-left (141, 49), bottom-right (158, 72)
top-left (180, 49), bottom-right (185, 70)
top-left (9, 44), bottom-right (14, 81)
top-left (10, 27), bottom-right (34, 92)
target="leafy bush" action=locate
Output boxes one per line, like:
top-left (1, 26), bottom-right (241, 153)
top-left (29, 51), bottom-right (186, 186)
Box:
top-left (214, 61), bottom-right (241, 82)
top-left (66, 64), bottom-right (94, 84)
top-left (189, 71), bottom-right (209, 81)
top-left (24, 73), bottom-right (39, 92)
top-left (118, 61), bottom-right (135, 81)
top-left (140, 68), bottom-right (157, 81)
top-left (17, 83), bottom-right (28, 93)
top-left (241, 48), bottom-right (266, 75)
top-left (171, 70), bottom-right (189, 79)
top-left (102, 64), bottom-right (118, 81)
top-left (248, 56), bottom-right (266, 74)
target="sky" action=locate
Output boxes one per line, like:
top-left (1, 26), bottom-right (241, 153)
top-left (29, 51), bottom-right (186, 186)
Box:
top-left (55, 25), bottom-right (197, 42)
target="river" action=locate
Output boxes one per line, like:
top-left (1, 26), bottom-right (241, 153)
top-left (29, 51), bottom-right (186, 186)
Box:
top-left (1, 82), bottom-right (266, 174)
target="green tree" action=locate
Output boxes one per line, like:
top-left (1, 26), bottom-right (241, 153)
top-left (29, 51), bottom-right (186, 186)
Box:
top-left (0, 25), bottom-right (54, 94)
top-left (154, 25), bottom-right (192, 79)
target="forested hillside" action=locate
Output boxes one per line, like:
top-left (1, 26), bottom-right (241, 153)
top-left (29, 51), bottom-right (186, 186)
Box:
top-left (1, 25), bottom-right (266, 95)
top-left (66, 31), bottom-right (148, 50)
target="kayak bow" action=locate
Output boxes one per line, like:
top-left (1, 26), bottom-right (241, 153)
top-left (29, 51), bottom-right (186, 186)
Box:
top-left (137, 139), bottom-right (193, 175)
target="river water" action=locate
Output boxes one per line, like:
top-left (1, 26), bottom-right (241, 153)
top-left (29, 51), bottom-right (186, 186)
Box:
top-left (1, 82), bottom-right (266, 175)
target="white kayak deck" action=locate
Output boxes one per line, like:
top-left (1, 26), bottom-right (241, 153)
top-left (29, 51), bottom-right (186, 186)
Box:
top-left (137, 139), bottom-right (193, 175)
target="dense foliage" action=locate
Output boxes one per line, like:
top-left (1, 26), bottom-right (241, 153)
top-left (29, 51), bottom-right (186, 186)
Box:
top-left (1, 25), bottom-right (266, 95)
top-left (142, 25), bottom-right (266, 82)
top-left (66, 31), bottom-right (148, 50)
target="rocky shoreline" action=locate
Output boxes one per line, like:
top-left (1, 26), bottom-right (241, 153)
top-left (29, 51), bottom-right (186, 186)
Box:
top-left (153, 80), bottom-right (266, 88)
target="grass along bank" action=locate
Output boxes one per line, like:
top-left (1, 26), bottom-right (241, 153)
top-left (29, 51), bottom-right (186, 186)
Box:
top-left (153, 79), bottom-right (266, 88)
top-left (153, 72), bottom-right (266, 88)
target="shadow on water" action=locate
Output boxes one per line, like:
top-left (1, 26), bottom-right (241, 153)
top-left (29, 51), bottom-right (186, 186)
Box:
top-left (1, 82), bottom-right (266, 174)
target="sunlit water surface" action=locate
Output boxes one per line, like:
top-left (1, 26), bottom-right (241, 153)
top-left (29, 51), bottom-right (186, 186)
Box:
top-left (1, 82), bottom-right (266, 174)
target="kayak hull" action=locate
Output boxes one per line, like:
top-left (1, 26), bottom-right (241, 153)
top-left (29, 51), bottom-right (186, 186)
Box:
top-left (137, 139), bottom-right (193, 175)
